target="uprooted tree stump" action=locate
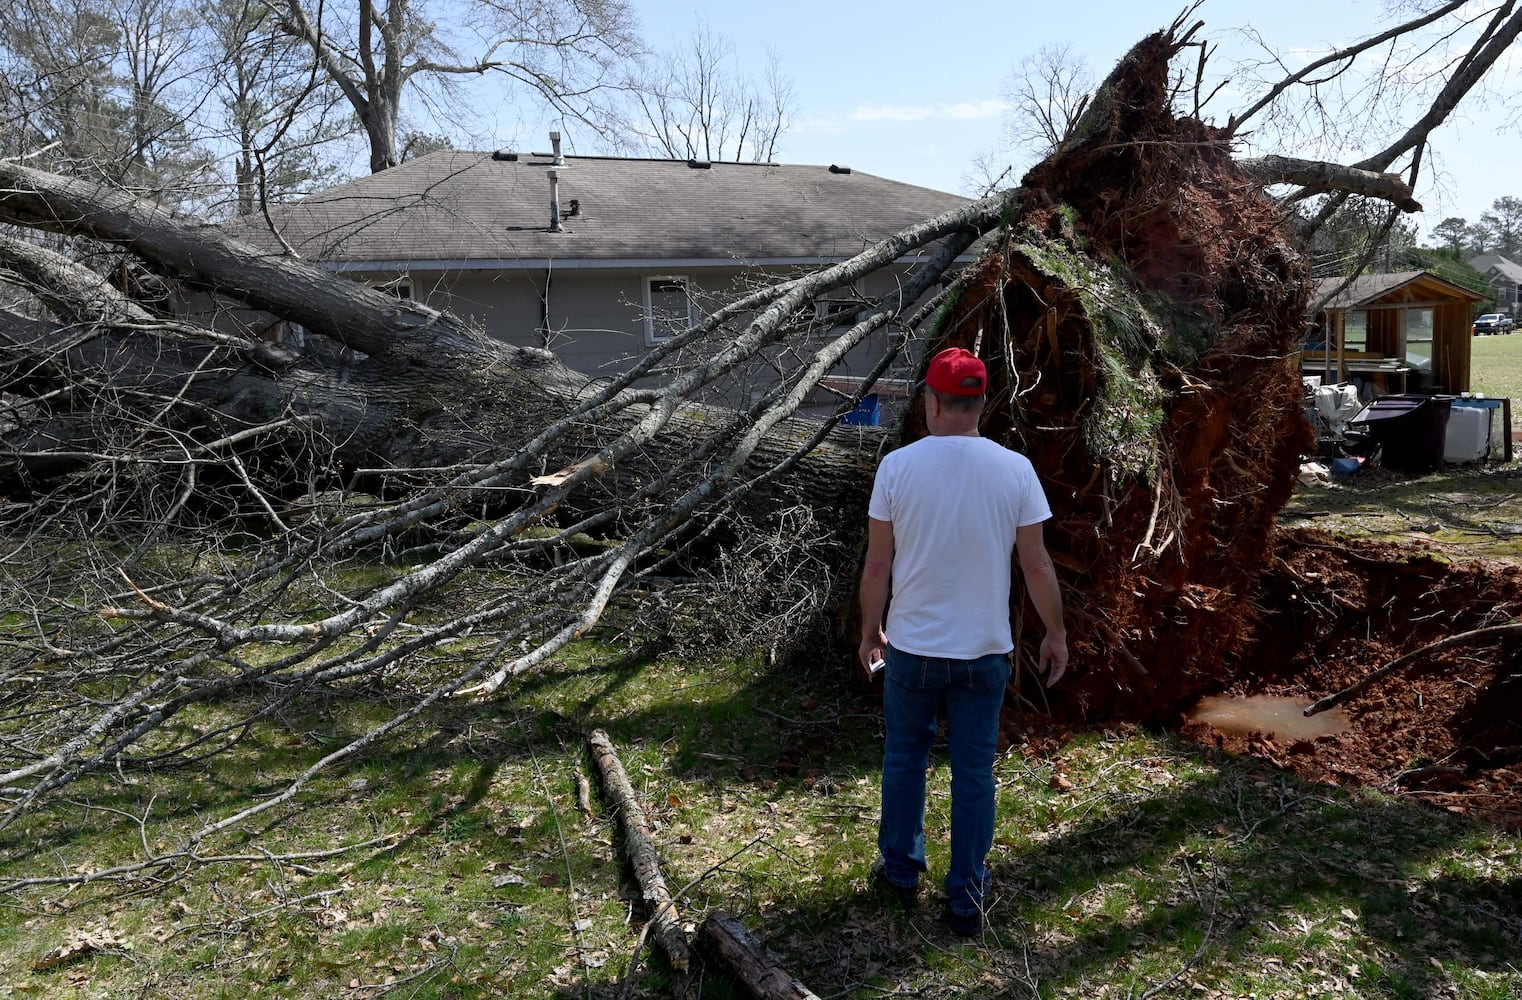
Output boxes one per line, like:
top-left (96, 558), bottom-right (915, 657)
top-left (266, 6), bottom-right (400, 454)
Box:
top-left (901, 29), bottom-right (1313, 724)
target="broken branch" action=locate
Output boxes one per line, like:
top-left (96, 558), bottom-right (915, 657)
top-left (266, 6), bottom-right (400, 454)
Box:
top-left (695, 910), bottom-right (822, 1000)
top-left (586, 728), bottom-right (690, 972)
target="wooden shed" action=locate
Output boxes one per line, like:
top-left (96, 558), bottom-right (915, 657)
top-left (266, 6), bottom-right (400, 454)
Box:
top-left (1300, 271), bottom-right (1485, 394)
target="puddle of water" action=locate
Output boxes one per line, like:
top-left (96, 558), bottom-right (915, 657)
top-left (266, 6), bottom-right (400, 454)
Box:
top-left (1187, 694), bottom-right (1349, 741)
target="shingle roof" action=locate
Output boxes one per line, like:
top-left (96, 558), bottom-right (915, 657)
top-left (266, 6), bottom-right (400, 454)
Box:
top-left (1312, 271), bottom-right (1483, 310)
top-left (1485, 259), bottom-right (1522, 284)
top-left (231, 151), bottom-right (971, 267)
top-left (1466, 253), bottom-right (1522, 283)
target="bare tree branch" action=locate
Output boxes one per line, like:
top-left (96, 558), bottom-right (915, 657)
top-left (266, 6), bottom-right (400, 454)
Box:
top-left (1240, 154), bottom-right (1422, 211)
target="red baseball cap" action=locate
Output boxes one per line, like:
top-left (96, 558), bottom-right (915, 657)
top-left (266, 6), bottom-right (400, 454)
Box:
top-left (924, 347), bottom-right (987, 396)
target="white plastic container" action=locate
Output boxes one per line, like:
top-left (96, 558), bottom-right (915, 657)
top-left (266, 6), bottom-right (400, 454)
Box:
top-left (1443, 405), bottom-right (1490, 463)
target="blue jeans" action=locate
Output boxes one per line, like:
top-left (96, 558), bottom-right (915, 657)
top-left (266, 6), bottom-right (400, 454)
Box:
top-left (878, 645), bottom-right (1009, 917)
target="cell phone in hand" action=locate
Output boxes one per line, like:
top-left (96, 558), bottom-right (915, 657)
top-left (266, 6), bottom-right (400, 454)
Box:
top-left (868, 657), bottom-right (884, 675)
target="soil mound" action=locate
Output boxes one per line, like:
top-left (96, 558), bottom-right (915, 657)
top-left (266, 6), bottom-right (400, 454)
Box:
top-left (1188, 528), bottom-right (1522, 828)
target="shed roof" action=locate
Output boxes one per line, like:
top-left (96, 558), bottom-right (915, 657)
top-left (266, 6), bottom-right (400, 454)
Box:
top-left (1313, 270), bottom-right (1485, 310)
top-left (230, 151), bottom-right (971, 268)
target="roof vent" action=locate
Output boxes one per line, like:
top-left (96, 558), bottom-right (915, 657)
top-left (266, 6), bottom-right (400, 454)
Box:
top-left (492, 149), bottom-right (518, 161)
top-left (548, 168), bottom-right (564, 233)
top-left (829, 164), bottom-right (851, 174)
top-left (687, 158), bottom-right (712, 170)
top-left (549, 131), bottom-right (565, 166)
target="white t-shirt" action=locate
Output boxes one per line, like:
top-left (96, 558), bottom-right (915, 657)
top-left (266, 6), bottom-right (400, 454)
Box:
top-left (867, 435), bottom-right (1051, 659)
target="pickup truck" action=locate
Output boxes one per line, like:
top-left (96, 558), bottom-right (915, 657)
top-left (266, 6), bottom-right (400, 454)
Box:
top-left (1472, 313), bottom-right (1515, 335)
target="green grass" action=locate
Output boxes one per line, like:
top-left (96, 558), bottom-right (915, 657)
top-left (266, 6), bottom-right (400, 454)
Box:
top-left (2, 627), bottom-right (1519, 999)
top-left (1281, 464), bottom-right (1522, 558)
top-left (1470, 331), bottom-right (1522, 424)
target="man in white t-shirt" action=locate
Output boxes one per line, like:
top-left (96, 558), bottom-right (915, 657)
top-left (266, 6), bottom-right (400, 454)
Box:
top-left (858, 346), bottom-right (1068, 937)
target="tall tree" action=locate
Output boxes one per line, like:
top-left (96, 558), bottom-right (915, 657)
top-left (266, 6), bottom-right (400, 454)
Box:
top-left (1480, 195), bottom-right (1522, 258)
top-left (627, 20), bottom-right (795, 163)
top-left (966, 43), bottom-right (1096, 192)
top-left (263, 0), bottom-right (641, 174)
top-left (115, 0), bottom-right (216, 195)
top-left (201, 0), bottom-right (352, 217)
top-left (1001, 43), bottom-right (1095, 162)
top-left (1465, 220), bottom-right (1493, 253)
top-left (0, 0), bottom-right (128, 173)
top-left (0, 0), bottom-right (215, 201)
top-left (1430, 215), bottom-right (1470, 254)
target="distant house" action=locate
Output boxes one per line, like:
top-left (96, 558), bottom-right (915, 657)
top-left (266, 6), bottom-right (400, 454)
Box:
top-left (230, 143), bottom-right (972, 404)
top-left (1302, 271), bottom-right (1485, 394)
top-left (1466, 253), bottom-right (1522, 318)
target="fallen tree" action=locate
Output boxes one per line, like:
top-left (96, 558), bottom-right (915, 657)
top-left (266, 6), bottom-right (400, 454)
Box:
top-left (3, 7), bottom-right (1520, 875)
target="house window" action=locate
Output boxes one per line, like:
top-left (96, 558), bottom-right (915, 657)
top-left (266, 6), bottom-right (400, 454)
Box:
top-left (1402, 307), bottom-right (1434, 371)
top-left (813, 284), bottom-right (866, 331)
top-left (643, 276), bottom-right (691, 345)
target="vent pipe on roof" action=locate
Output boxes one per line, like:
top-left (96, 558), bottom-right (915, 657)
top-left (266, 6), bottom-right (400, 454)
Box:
top-left (829, 164), bottom-right (851, 174)
top-left (550, 130), bottom-right (564, 166)
top-left (548, 168), bottom-right (564, 232)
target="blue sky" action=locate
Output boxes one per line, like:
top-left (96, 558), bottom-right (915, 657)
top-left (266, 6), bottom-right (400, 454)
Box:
top-left (603, 0), bottom-right (1521, 237)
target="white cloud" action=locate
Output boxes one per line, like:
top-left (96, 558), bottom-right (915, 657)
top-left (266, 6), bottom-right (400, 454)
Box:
top-left (847, 99), bottom-right (1009, 123)
top-left (789, 115), bottom-right (848, 135)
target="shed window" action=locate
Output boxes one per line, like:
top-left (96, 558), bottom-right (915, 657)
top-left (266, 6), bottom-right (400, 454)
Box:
top-left (1402, 308), bottom-right (1434, 371)
top-left (1342, 310), bottom-right (1368, 352)
top-left (643, 276), bottom-right (691, 345)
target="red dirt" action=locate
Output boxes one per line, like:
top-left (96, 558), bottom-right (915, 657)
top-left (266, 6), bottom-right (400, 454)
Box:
top-left (995, 528), bottom-right (1522, 829)
top-left (1179, 528), bottom-right (1522, 828)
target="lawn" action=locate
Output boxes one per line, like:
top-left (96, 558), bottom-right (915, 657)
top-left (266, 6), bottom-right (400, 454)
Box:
top-left (2, 611), bottom-right (1519, 998)
top-left (5, 341), bottom-right (1522, 997)
top-left (1469, 331), bottom-right (1522, 425)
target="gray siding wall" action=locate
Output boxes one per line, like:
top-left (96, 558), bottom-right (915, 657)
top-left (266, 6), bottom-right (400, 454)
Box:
top-left (229, 260), bottom-right (955, 418)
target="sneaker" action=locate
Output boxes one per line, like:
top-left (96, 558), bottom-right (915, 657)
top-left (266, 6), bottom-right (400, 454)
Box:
top-left (870, 860), bottom-right (918, 908)
top-left (940, 904), bottom-right (980, 938)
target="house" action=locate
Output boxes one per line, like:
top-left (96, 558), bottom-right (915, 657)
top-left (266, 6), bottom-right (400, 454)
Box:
top-left (1302, 271), bottom-right (1485, 395)
top-left (1466, 253), bottom-right (1522, 318)
top-left (230, 140), bottom-right (972, 406)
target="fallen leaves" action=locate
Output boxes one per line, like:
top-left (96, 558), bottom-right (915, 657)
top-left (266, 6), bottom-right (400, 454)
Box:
top-left (31, 927), bottom-right (128, 971)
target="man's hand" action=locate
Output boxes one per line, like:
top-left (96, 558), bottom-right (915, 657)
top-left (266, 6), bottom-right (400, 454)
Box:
top-left (1039, 633), bottom-right (1069, 688)
top-left (859, 629), bottom-right (887, 678)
